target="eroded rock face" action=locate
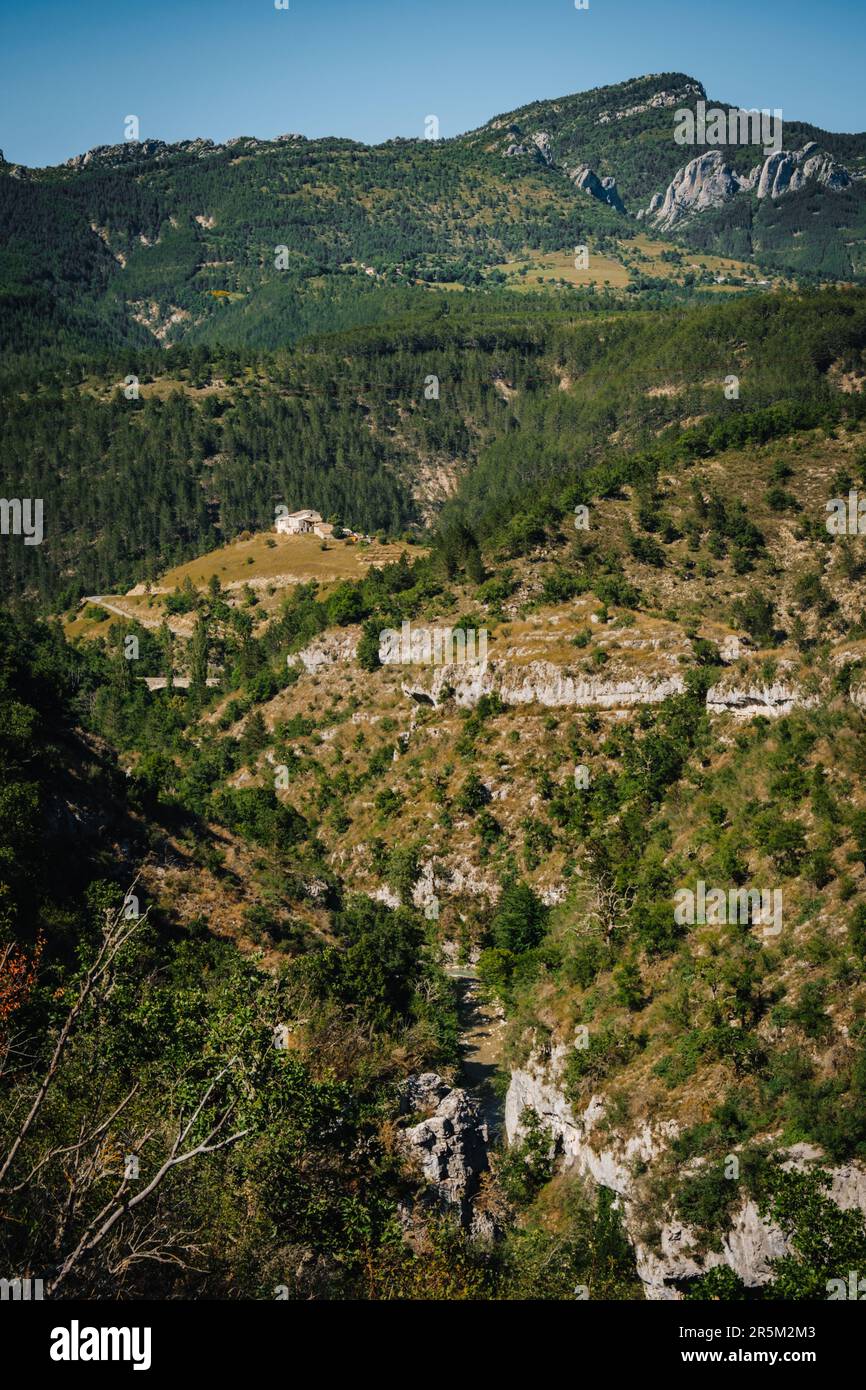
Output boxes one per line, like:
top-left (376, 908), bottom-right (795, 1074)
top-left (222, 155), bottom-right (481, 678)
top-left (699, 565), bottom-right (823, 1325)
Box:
top-left (504, 130), bottom-right (555, 165)
top-left (705, 681), bottom-right (818, 719)
top-left (756, 143), bottom-right (851, 200)
top-left (507, 1056), bottom-right (674, 1197)
top-left (400, 1072), bottom-right (451, 1115)
top-left (570, 164), bottom-right (627, 212)
top-left (396, 655), bottom-right (824, 721)
top-left (412, 856), bottom-right (497, 911)
top-left (401, 659), bottom-right (685, 710)
top-left (289, 631), bottom-right (358, 673)
top-left (596, 82), bottom-right (704, 125)
top-left (532, 132), bottom-right (554, 165)
top-left (399, 1074), bottom-right (490, 1232)
top-left (64, 138), bottom-right (224, 171)
top-left (649, 143), bottom-right (851, 228)
top-left (652, 151), bottom-right (750, 228)
top-left (505, 1054), bottom-right (866, 1299)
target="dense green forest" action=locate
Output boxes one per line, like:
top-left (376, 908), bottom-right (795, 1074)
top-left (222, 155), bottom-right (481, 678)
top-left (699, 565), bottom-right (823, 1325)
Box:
top-left (447, 288), bottom-right (866, 543)
top-left (0, 301), bottom-right (555, 606)
top-left (4, 288), bottom-right (866, 612)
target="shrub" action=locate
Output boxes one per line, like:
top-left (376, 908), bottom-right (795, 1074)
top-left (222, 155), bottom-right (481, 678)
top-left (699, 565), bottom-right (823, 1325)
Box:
top-left (496, 1109), bottom-right (554, 1205)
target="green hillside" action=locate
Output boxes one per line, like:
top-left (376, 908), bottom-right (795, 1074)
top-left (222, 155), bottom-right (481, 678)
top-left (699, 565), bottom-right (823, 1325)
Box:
top-left (3, 72), bottom-right (865, 362)
top-left (5, 69), bottom-right (866, 1309)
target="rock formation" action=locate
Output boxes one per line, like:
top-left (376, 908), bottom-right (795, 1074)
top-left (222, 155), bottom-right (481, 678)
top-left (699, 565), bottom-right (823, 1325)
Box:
top-left (648, 143), bottom-right (852, 229)
top-left (506, 1050), bottom-right (866, 1299)
top-left (504, 130), bottom-right (555, 165)
top-left (394, 656), bottom-right (826, 720)
top-left (650, 151), bottom-right (751, 228)
top-left (399, 1073), bottom-right (492, 1234)
top-left (756, 142), bottom-right (851, 200)
top-left (289, 631), bottom-right (358, 674)
top-left (570, 164), bottom-right (627, 213)
top-left (399, 658), bottom-right (684, 711)
top-left (704, 680), bottom-right (819, 719)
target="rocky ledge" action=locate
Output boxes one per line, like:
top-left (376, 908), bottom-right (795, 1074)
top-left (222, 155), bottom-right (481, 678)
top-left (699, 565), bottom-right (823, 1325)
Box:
top-left (402, 659), bottom-right (685, 710)
top-left (704, 680), bottom-right (819, 719)
top-left (399, 658), bottom-right (821, 719)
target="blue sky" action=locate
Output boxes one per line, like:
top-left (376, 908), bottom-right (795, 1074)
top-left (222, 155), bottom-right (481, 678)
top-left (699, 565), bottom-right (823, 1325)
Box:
top-left (1, 0), bottom-right (864, 167)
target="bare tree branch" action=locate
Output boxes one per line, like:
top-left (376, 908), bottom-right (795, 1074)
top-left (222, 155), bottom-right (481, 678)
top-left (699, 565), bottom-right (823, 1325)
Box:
top-left (0, 880), bottom-right (145, 1189)
top-left (47, 1059), bottom-right (248, 1295)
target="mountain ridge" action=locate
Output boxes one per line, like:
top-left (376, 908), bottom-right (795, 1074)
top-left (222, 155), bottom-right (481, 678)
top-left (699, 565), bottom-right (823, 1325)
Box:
top-left (10, 70), bottom-right (866, 176)
top-left (2, 70), bottom-right (865, 364)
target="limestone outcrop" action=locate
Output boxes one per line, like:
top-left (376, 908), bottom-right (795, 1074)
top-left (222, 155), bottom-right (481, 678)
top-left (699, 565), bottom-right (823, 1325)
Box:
top-left (504, 130), bottom-right (554, 165)
top-left (569, 164), bottom-right (627, 213)
top-left (756, 142), bottom-right (851, 200)
top-left (648, 143), bottom-right (852, 229)
top-left (289, 631), bottom-right (358, 673)
top-left (399, 1074), bottom-right (491, 1233)
top-left (704, 680), bottom-right (819, 719)
top-left (396, 656), bottom-right (824, 720)
top-left (400, 658), bottom-right (685, 710)
top-left (506, 1050), bottom-right (866, 1299)
top-left (651, 151), bottom-right (751, 228)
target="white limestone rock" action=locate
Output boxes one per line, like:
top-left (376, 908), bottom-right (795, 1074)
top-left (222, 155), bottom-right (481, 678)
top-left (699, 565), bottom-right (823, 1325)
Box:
top-left (505, 1050), bottom-right (866, 1299)
top-left (569, 163), bottom-right (626, 213)
top-left (400, 1075), bottom-right (491, 1231)
top-left (653, 151), bottom-right (749, 229)
top-left (650, 143), bottom-right (851, 228)
top-left (402, 659), bottom-right (685, 711)
top-left (705, 681), bottom-right (818, 719)
top-left (289, 630), bottom-right (358, 673)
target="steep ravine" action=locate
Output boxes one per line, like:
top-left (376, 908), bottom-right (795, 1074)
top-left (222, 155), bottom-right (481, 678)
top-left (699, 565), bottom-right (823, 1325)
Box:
top-left (445, 963), bottom-right (507, 1137)
top-left (400, 956), bottom-right (866, 1295)
top-left (404, 969), bottom-right (866, 1294)
top-left (397, 960), bottom-right (506, 1237)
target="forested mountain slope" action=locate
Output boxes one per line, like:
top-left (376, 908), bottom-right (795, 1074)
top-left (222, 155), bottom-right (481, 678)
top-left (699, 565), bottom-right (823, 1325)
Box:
top-left (5, 66), bottom-right (866, 1303)
top-left (7, 320), bottom-right (866, 1293)
top-left (3, 288), bottom-right (865, 612)
top-left (2, 72), bottom-right (865, 360)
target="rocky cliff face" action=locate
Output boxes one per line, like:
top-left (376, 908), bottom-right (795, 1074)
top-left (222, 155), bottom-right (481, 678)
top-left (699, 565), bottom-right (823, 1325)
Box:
top-left (569, 164), bottom-right (627, 213)
top-left (704, 680), bottom-right (819, 719)
top-left (289, 631), bottom-right (358, 674)
top-left (400, 658), bottom-right (685, 711)
top-left (650, 151), bottom-right (750, 229)
top-left (286, 631), bottom-right (845, 725)
top-left (596, 82), bottom-right (705, 124)
top-left (647, 143), bottom-right (852, 229)
top-left (506, 1051), bottom-right (866, 1299)
top-left (63, 138), bottom-right (228, 171)
top-left (396, 656), bottom-right (822, 720)
top-left (756, 142), bottom-right (851, 200)
top-left (504, 130), bottom-right (555, 165)
top-left (399, 1073), bottom-right (493, 1236)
